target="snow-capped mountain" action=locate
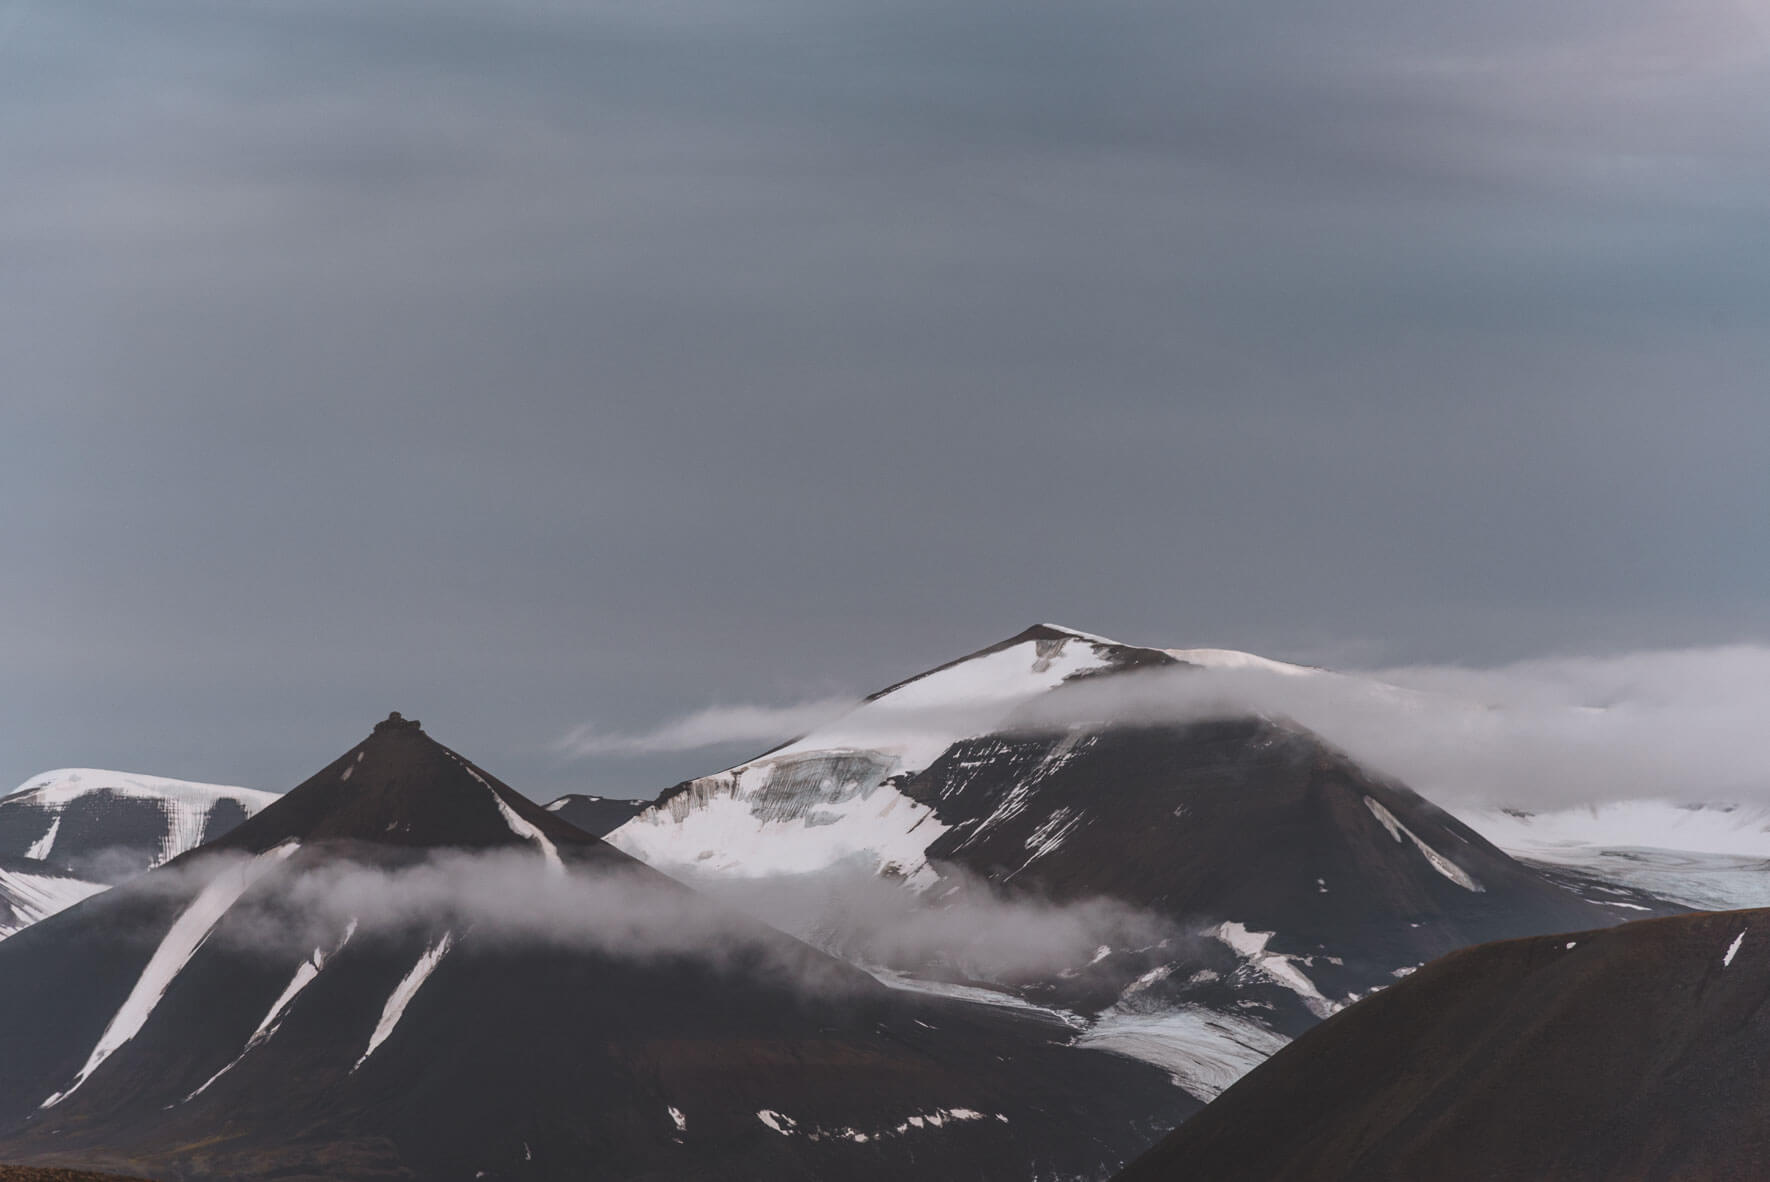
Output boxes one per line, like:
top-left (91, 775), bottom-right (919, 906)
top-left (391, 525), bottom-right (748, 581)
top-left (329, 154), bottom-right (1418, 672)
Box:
top-left (607, 625), bottom-right (1681, 1096)
top-left (541, 793), bottom-right (647, 836)
top-left (0, 854), bottom-right (105, 940)
top-left (1116, 907), bottom-right (1770, 1182)
top-left (0, 713), bottom-right (1188, 1181)
top-left (0, 770), bottom-right (278, 881)
top-left (608, 625), bottom-right (1176, 884)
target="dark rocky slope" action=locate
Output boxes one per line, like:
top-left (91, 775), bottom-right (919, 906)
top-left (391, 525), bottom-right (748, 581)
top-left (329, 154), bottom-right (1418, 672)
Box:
top-left (1117, 907), bottom-right (1770, 1182)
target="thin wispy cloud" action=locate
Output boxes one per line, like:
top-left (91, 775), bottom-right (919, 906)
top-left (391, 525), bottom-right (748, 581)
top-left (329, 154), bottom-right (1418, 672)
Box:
top-left (555, 697), bottom-right (858, 757)
top-left (575, 646), bottom-right (1770, 809)
top-left (153, 848), bottom-right (1167, 995)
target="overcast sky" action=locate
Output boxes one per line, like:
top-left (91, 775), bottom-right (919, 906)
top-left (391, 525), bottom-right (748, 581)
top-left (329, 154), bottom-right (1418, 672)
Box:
top-left (3, 0), bottom-right (1766, 801)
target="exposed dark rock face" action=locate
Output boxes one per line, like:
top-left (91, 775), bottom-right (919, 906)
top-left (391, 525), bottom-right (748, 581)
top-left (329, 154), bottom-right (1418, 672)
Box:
top-left (540, 794), bottom-right (648, 837)
top-left (0, 718), bottom-right (1188, 1181)
top-left (1116, 908), bottom-right (1770, 1182)
top-left (902, 713), bottom-right (1649, 1028)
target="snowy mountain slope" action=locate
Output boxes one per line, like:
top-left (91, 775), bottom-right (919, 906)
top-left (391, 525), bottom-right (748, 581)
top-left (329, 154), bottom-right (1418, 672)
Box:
top-left (0, 855), bottom-right (105, 940)
top-left (0, 770), bottom-right (277, 881)
top-left (608, 624), bottom-right (1179, 883)
top-left (606, 625), bottom-right (1679, 1100)
top-left (0, 713), bottom-right (1190, 1181)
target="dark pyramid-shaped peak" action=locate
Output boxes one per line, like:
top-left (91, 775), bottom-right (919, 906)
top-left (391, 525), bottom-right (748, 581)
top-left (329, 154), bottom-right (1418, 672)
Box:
top-left (199, 715), bottom-right (604, 860)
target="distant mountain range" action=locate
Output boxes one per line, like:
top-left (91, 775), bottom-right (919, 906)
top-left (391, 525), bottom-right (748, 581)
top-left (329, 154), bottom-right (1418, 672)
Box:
top-left (0, 714), bottom-right (1186, 1181)
top-left (0, 771), bottom-right (276, 882)
top-left (2, 625), bottom-right (1766, 1179)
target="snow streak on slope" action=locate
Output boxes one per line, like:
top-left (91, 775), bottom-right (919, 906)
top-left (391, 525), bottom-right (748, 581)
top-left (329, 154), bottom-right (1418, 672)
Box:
top-left (608, 630), bottom-right (1125, 882)
top-left (24, 817), bottom-right (61, 861)
top-left (0, 864), bottom-right (106, 938)
top-left (354, 931), bottom-right (454, 1071)
top-left (42, 843), bottom-right (300, 1108)
top-left (443, 752), bottom-right (563, 871)
top-left (186, 919), bottom-right (358, 1101)
top-left (1364, 798), bottom-right (1482, 891)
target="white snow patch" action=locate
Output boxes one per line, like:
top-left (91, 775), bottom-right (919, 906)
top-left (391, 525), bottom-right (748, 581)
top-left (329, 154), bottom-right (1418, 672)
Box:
top-left (1212, 921), bottom-right (1335, 1017)
top-left (1725, 929), bottom-right (1746, 968)
top-left (1077, 1006), bottom-right (1289, 1101)
top-left (0, 866), bottom-right (106, 938)
top-left (353, 931), bottom-right (454, 1070)
top-left (25, 815), bottom-right (62, 861)
top-left (774, 1106), bottom-right (998, 1143)
top-left (1364, 797), bottom-right (1482, 892)
top-left (42, 843), bottom-right (299, 1108)
top-left (612, 766), bottom-right (949, 885)
top-left (863, 967), bottom-right (1086, 1028)
top-left (1122, 963), bottom-right (1176, 996)
top-left (668, 1106), bottom-right (686, 1133)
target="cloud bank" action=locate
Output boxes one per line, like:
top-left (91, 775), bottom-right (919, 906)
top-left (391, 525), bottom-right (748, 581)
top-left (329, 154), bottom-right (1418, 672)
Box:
top-left (569, 645), bottom-right (1770, 810)
top-left (555, 697), bottom-right (858, 756)
top-left (162, 847), bottom-right (1163, 995)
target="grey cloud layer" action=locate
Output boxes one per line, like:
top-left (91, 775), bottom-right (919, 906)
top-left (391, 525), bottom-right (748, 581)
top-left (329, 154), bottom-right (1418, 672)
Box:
top-left (581, 646), bottom-right (1770, 809)
top-left (149, 848), bottom-right (1165, 993)
top-left (2, 0), bottom-right (1765, 799)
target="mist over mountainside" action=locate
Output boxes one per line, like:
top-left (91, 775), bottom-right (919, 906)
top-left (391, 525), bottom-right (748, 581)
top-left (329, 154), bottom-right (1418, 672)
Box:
top-left (1115, 908), bottom-right (1770, 1182)
top-left (603, 625), bottom-right (1688, 1096)
top-left (0, 715), bottom-right (1188, 1181)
